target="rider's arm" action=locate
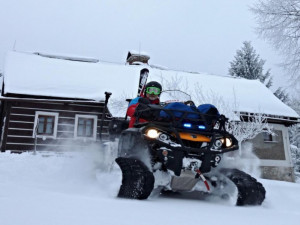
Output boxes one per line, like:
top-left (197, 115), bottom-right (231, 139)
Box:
top-left (127, 97), bottom-right (140, 117)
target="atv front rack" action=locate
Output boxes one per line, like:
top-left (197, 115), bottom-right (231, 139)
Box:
top-left (135, 104), bottom-right (223, 132)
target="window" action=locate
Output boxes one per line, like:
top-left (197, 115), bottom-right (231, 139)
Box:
top-left (38, 116), bottom-right (54, 135)
top-left (263, 132), bottom-right (276, 142)
top-left (33, 111), bottom-right (59, 138)
top-left (77, 118), bottom-right (94, 137)
top-left (74, 115), bottom-right (98, 140)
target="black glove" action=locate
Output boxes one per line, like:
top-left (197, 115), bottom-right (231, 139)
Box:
top-left (218, 114), bottom-right (228, 131)
top-left (134, 98), bottom-right (153, 120)
top-left (138, 97), bottom-right (150, 104)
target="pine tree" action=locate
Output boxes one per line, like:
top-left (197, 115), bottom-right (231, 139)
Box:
top-left (229, 41), bottom-right (290, 103)
top-left (274, 87), bottom-right (289, 103)
top-left (229, 41), bottom-right (273, 88)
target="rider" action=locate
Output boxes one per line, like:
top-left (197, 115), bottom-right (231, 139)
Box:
top-left (127, 81), bottom-right (162, 128)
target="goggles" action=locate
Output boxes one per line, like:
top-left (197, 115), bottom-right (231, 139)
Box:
top-left (146, 87), bottom-right (161, 95)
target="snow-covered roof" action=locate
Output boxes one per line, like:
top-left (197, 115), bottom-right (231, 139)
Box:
top-left (3, 51), bottom-right (299, 120)
top-left (3, 51), bottom-right (144, 101)
top-left (147, 70), bottom-right (300, 120)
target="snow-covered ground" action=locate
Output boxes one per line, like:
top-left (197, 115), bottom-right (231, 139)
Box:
top-left (0, 150), bottom-right (299, 225)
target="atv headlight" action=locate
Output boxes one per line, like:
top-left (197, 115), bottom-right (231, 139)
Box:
top-left (146, 129), bottom-right (160, 139)
top-left (225, 138), bottom-right (232, 147)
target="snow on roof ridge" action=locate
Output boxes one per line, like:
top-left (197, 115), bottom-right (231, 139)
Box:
top-left (149, 65), bottom-right (212, 75)
top-left (149, 65), bottom-right (250, 80)
top-left (11, 51), bottom-right (241, 80)
top-left (34, 52), bottom-right (99, 63)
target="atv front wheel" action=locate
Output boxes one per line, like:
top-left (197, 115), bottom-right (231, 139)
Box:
top-left (221, 168), bottom-right (266, 206)
top-left (115, 157), bottom-right (154, 200)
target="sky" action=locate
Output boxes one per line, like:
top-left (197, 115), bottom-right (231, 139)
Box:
top-left (0, 150), bottom-right (299, 225)
top-left (0, 0), bottom-right (290, 91)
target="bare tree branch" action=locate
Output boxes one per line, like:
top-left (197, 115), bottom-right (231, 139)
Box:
top-left (251, 0), bottom-right (300, 82)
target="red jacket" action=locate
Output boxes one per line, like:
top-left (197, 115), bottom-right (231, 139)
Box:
top-left (127, 97), bottom-right (160, 128)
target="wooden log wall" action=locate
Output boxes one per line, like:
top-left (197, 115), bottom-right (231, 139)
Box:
top-left (1, 100), bottom-right (111, 152)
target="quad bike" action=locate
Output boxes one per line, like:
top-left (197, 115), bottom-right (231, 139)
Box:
top-left (109, 90), bottom-right (266, 206)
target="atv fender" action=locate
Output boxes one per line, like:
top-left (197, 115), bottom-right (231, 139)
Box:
top-left (118, 128), bottom-right (147, 158)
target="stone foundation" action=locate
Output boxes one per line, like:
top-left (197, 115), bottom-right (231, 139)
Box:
top-left (260, 166), bottom-right (295, 182)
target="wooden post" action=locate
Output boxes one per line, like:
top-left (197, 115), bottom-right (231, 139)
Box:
top-left (33, 118), bottom-right (39, 155)
top-left (99, 92), bottom-right (112, 141)
top-left (0, 101), bottom-right (11, 152)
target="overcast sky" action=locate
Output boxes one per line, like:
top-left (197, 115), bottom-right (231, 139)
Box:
top-left (0, 0), bottom-right (289, 90)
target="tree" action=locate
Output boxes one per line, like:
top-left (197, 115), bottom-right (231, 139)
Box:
top-left (274, 87), bottom-right (289, 103)
top-left (229, 41), bottom-right (273, 88)
top-left (251, 0), bottom-right (300, 81)
top-left (229, 41), bottom-right (289, 103)
top-left (288, 96), bottom-right (300, 174)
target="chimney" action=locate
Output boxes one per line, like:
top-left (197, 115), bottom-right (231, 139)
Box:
top-left (126, 51), bottom-right (150, 65)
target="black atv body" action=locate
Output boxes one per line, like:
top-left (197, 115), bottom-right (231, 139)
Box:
top-left (112, 103), bottom-right (266, 206)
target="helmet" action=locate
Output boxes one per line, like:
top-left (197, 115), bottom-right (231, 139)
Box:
top-left (144, 81), bottom-right (162, 95)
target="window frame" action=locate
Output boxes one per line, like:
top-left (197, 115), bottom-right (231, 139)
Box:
top-left (74, 114), bottom-right (98, 141)
top-left (32, 111), bottom-right (59, 139)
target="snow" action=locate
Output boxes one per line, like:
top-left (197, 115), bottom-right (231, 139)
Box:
top-left (147, 71), bottom-right (299, 119)
top-left (3, 51), bottom-right (145, 102)
top-left (0, 150), bottom-right (299, 225)
top-left (3, 51), bottom-right (299, 119)
top-left (35, 52), bottom-right (100, 63)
